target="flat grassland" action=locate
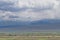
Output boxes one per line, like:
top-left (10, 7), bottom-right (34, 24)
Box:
top-left (0, 36), bottom-right (60, 40)
top-left (0, 32), bottom-right (60, 40)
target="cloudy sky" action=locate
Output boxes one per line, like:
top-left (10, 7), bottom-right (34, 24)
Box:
top-left (0, 0), bottom-right (60, 22)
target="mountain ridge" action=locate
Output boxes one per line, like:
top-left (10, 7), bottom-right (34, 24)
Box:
top-left (0, 19), bottom-right (60, 32)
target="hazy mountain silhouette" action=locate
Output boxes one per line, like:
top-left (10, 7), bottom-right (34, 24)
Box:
top-left (0, 19), bottom-right (60, 32)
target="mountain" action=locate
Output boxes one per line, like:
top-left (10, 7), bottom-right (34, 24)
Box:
top-left (0, 20), bottom-right (30, 28)
top-left (30, 19), bottom-right (60, 25)
top-left (0, 19), bottom-right (60, 32)
top-left (29, 19), bottom-right (60, 30)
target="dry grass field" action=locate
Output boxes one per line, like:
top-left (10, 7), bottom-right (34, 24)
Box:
top-left (0, 32), bottom-right (60, 40)
top-left (0, 36), bottom-right (60, 40)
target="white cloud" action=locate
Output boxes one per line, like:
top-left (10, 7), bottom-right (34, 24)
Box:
top-left (0, 0), bottom-right (60, 21)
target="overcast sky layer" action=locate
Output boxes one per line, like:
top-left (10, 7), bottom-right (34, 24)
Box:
top-left (0, 0), bottom-right (60, 22)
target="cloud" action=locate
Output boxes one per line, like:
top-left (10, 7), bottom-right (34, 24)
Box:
top-left (0, 0), bottom-right (60, 21)
top-left (0, 0), bottom-right (57, 12)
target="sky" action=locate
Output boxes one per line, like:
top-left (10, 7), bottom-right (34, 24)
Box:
top-left (0, 0), bottom-right (60, 22)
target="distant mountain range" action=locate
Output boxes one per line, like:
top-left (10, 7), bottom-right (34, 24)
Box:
top-left (0, 19), bottom-right (60, 32)
top-left (30, 19), bottom-right (60, 24)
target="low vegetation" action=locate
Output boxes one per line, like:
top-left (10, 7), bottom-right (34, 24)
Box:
top-left (0, 32), bottom-right (60, 40)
